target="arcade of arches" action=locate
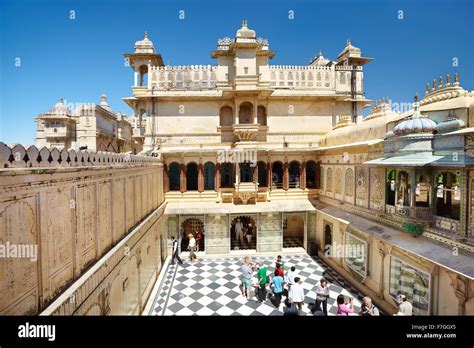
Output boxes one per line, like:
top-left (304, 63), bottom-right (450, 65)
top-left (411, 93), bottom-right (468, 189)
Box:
top-left (164, 160), bottom-right (319, 193)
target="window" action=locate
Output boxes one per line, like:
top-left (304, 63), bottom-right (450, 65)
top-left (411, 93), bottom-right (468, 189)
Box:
top-left (397, 171), bottom-right (410, 206)
top-left (386, 170), bottom-right (396, 205)
top-left (186, 163), bottom-right (198, 191)
top-left (306, 161), bottom-right (317, 189)
top-left (169, 163), bottom-right (180, 191)
top-left (435, 172), bottom-right (461, 220)
top-left (257, 161), bottom-right (267, 187)
top-left (289, 161), bottom-right (300, 188)
top-left (344, 233), bottom-right (367, 278)
top-left (271, 162), bottom-right (283, 188)
top-left (389, 257), bottom-right (430, 315)
top-left (204, 162), bottom-right (215, 190)
top-left (415, 171), bottom-right (430, 207)
top-left (220, 163), bottom-right (233, 188)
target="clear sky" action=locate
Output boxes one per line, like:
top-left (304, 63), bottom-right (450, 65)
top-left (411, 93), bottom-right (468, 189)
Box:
top-left (0, 0), bottom-right (473, 146)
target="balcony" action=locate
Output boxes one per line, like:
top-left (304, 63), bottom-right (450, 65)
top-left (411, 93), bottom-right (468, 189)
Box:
top-left (232, 124), bottom-right (259, 141)
top-left (44, 127), bottom-right (68, 138)
top-left (394, 205), bottom-right (433, 220)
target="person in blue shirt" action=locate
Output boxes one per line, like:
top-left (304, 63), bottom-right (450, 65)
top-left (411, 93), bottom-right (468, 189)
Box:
top-left (270, 269), bottom-right (284, 308)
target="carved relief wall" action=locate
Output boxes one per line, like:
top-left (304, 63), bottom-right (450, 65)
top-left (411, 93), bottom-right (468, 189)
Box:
top-left (370, 167), bottom-right (385, 211)
top-left (355, 166), bottom-right (368, 208)
top-left (0, 162), bottom-right (164, 315)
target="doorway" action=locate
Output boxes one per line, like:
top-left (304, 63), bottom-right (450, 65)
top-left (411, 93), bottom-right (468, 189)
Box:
top-left (180, 218), bottom-right (205, 252)
top-left (230, 215), bottom-right (257, 250)
top-left (283, 215), bottom-right (304, 248)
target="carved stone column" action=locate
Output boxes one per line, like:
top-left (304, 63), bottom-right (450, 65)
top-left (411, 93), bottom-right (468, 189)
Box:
top-left (300, 161), bottom-right (306, 189)
top-left (447, 271), bottom-right (472, 315)
top-left (283, 162), bottom-right (289, 190)
top-left (198, 163), bottom-right (204, 192)
top-left (180, 164), bottom-right (186, 193)
top-left (253, 163), bottom-right (258, 184)
top-left (163, 164), bottom-right (170, 193)
top-left (215, 163), bottom-right (221, 191)
top-left (376, 240), bottom-right (391, 299)
top-left (267, 162), bottom-right (272, 189)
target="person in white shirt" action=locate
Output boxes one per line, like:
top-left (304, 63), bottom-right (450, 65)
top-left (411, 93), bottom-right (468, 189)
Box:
top-left (396, 294), bottom-right (413, 316)
top-left (188, 233), bottom-right (197, 262)
top-left (288, 277), bottom-right (305, 315)
top-left (235, 219), bottom-right (244, 244)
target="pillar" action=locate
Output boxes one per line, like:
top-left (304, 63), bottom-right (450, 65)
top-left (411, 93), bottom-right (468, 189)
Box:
top-left (253, 163), bottom-right (258, 184)
top-left (163, 164), bottom-right (170, 193)
top-left (198, 163), bottom-right (204, 192)
top-left (267, 162), bottom-right (272, 190)
top-left (233, 163), bottom-right (239, 186)
top-left (300, 161), bottom-right (306, 189)
top-left (234, 101), bottom-right (239, 125)
top-left (134, 70), bottom-right (138, 87)
top-left (253, 99), bottom-right (258, 124)
top-left (180, 164), bottom-right (186, 193)
top-left (283, 162), bottom-right (289, 191)
top-left (215, 163), bottom-right (221, 191)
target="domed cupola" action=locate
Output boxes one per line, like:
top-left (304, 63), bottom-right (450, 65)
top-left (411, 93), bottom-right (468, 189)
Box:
top-left (134, 31), bottom-right (155, 54)
top-left (236, 20), bottom-right (256, 42)
top-left (393, 94), bottom-right (437, 136)
top-left (436, 110), bottom-right (465, 134)
top-left (51, 98), bottom-right (71, 115)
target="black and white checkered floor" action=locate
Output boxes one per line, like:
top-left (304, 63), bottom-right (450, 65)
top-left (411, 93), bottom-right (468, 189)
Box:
top-left (147, 253), bottom-right (363, 316)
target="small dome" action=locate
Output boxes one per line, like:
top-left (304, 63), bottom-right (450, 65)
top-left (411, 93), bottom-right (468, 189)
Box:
top-left (337, 39), bottom-right (361, 59)
top-left (393, 100), bottom-right (437, 136)
top-left (134, 32), bottom-right (155, 53)
top-left (236, 20), bottom-right (256, 39)
top-left (51, 98), bottom-right (70, 114)
top-left (436, 117), bottom-right (465, 133)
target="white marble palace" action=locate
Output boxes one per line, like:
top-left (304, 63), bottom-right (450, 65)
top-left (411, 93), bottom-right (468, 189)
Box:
top-left (1, 21), bottom-right (473, 316)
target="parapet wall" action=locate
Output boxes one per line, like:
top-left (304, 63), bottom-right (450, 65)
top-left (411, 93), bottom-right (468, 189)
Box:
top-left (0, 144), bottom-right (166, 315)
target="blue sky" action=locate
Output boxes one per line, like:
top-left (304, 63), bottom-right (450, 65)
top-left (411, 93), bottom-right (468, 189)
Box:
top-left (0, 0), bottom-right (473, 145)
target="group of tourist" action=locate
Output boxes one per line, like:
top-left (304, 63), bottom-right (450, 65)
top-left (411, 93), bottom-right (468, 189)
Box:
top-left (239, 255), bottom-right (413, 316)
top-left (234, 218), bottom-right (254, 244)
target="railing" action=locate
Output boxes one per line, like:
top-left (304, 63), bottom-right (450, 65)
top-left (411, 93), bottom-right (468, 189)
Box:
top-left (149, 65), bottom-right (217, 91)
top-left (269, 65), bottom-right (334, 90)
top-left (0, 142), bottom-right (159, 168)
top-left (43, 127), bottom-right (68, 137)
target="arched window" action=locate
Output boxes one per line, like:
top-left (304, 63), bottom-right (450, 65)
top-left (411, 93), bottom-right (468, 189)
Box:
top-left (169, 162), bottom-right (180, 191)
top-left (306, 161), bottom-right (317, 188)
top-left (257, 161), bottom-right (267, 187)
top-left (435, 172), bottom-right (461, 220)
top-left (386, 170), bottom-right (396, 205)
top-left (204, 162), bottom-right (215, 190)
top-left (240, 163), bottom-right (253, 182)
top-left (186, 163), bottom-right (198, 191)
top-left (220, 106), bottom-right (233, 126)
top-left (221, 163), bottom-right (233, 188)
top-left (257, 106), bottom-right (267, 126)
top-left (345, 168), bottom-right (354, 196)
top-left (415, 171), bottom-right (430, 207)
top-left (340, 72), bottom-right (346, 85)
top-left (271, 162), bottom-right (283, 189)
top-left (335, 168), bottom-right (342, 194)
top-left (139, 65), bottom-right (148, 86)
top-left (324, 224), bottom-right (333, 250)
top-left (397, 171), bottom-right (410, 206)
top-left (289, 161), bottom-right (300, 188)
top-left (238, 102), bottom-right (253, 124)
top-left (326, 168), bottom-right (333, 192)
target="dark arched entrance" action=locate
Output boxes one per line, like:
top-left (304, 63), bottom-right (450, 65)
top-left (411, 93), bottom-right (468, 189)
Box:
top-left (230, 215), bottom-right (257, 250)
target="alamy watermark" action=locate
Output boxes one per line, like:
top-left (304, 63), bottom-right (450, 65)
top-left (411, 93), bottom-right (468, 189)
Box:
top-left (0, 242), bottom-right (38, 262)
top-left (324, 242), bottom-right (365, 261)
top-left (217, 149), bottom-right (257, 166)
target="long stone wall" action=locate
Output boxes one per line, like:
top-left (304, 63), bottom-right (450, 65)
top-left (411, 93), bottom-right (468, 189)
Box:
top-left (0, 147), bottom-right (165, 315)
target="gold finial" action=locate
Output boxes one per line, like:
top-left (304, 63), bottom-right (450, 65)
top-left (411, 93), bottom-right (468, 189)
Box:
top-left (242, 20), bottom-right (248, 27)
top-left (454, 73), bottom-right (459, 83)
top-left (144, 31), bottom-right (148, 39)
top-left (425, 83), bottom-right (430, 94)
top-left (446, 74), bottom-right (451, 86)
top-left (346, 38), bottom-right (351, 46)
top-left (439, 75), bottom-right (443, 88)
top-left (432, 79), bottom-right (437, 91)
top-left (414, 93), bottom-right (419, 102)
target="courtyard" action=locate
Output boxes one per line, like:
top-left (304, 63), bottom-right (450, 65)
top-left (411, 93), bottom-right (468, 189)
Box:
top-left (145, 252), bottom-right (363, 316)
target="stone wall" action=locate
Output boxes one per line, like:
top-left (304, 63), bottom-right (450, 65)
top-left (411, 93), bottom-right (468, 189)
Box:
top-left (205, 215), bottom-right (230, 254)
top-left (0, 146), bottom-right (165, 315)
top-left (257, 212), bottom-right (282, 252)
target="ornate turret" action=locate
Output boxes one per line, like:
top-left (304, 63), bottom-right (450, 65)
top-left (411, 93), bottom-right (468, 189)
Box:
top-left (393, 94), bottom-right (437, 136)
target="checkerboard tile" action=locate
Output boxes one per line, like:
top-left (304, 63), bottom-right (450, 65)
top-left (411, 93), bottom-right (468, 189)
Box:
top-left (147, 253), bottom-right (364, 316)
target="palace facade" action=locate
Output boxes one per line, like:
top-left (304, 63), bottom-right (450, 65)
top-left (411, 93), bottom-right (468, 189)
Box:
top-left (2, 21), bottom-right (473, 316)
